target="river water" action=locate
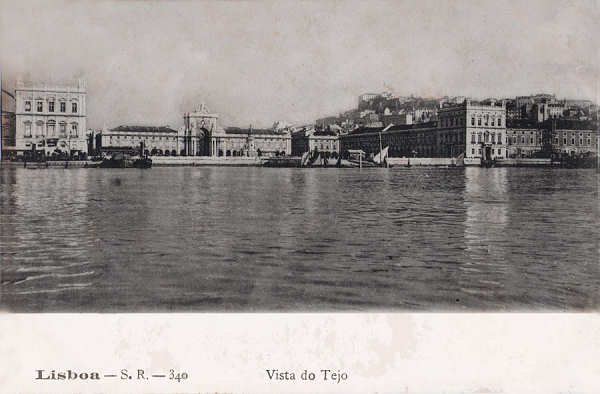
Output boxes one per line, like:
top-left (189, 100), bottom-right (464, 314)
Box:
top-left (0, 166), bottom-right (598, 311)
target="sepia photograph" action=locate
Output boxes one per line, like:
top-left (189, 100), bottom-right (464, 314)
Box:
top-left (2, 1), bottom-right (600, 392)
top-left (0, 0), bottom-right (598, 314)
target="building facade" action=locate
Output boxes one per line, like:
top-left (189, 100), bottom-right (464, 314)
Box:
top-left (505, 119), bottom-right (598, 158)
top-left (14, 80), bottom-right (87, 156)
top-left (340, 100), bottom-right (507, 162)
top-left (212, 128), bottom-right (291, 157)
top-left (182, 103), bottom-right (219, 156)
top-left (181, 104), bottom-right (292, 157)
top-left (506, 126), bottom-right (544, 157)
top-left (450, 100), bottom-right (507, 160)
top-left (550, 120), bottom-right (598, 156)
top-left (100, 126), bottom-right (180, 155)
top-left (1, 111), bottom-right (16, 159)
top-left (291, 130), bottom-right (339, 156)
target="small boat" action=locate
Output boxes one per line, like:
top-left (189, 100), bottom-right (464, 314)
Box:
top-left (99, 154), bottom-right (126, 168)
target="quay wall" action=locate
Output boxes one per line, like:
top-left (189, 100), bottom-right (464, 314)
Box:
top-left (464, 158), bottom-right (551, 166)
top-left (496, 158), bottom-right (551, 166)
top-left (151, 156), bottom-right (262, 166)
top-left (387, 157), bottom-right (457, 166)
top-left (1, 160), bottom-right (92, 168)
top-left (387, 157), bottom-right (552, 167)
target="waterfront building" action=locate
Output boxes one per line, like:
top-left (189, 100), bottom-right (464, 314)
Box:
top-left (100, 125), bottom-right (180, 155)
top-left (182, 103), bottom-right (219, 156)
top-left (182, 104), bottom-right (291, 157)
top-left (506, 120), bottom-right (544, 158)
top-left (213, 127), bottom-right (291, 157)
top-left (549, 119), bottom-right (598, 156)
top-left (438, 99), bottom-right (506, 160)
top-left (1, 110), bottom-right (16, 159)
top-left (291, 128), bottom-right (339, 156)
top-left (506, 119), bottom-right (598, 158)
top-left (340, 100), bottom-right (507, 162)
top-left (14, 80), bottom-right (87, 157)
top-left (1, 84), bottom-right (17, 160)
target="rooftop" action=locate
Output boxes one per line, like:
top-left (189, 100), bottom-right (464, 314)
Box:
top-left (110, 125), bottom-right (178, 133)
top-left (224, 127), bottom-right (287, 136)
top-left (347, 121), bottom-right (437, 135)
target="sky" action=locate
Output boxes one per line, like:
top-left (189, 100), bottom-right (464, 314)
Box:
top-left (1, 0), bottom-right (598, 129)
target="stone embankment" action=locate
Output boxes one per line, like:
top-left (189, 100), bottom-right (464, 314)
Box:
top-left (151, 156), bottom-right (262, 166)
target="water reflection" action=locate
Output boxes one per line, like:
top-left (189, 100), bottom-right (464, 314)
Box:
top-left (0, 166), bottom-right (598, 311)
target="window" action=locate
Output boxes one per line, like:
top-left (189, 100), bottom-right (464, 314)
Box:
top-left (554, 137), bottom-right (559, 144)
top-left (521, 136), bottom-right (525, 144)
top-left (36, 121), bottom-right (44, 136)
top-left (60, 102), bottom-right (66, 112)
top-left (530, 138), bottom-right (533, 144)
top-left (477, 133), bottom-right (481, 143)
top-left (491, 133), bottom-right (496, 144)
top-left (48, 101), bottom-right (55, 112)
top-left (471, 117), bottom-right (475, 126)
top-left (563, 138), bottom-right (567, 145)
top-left (37, 101), bottom-right (43, 112)
top-left (47, 121), bottom-right (55, 136)
top-left (478, 118), bottom-right (481, 126)
top-left (571, 138), bottom-right (575, 145)
top-left (491, 119), bottom-right (495, 126)
top-left (24, 122), bottom-right (32, 137)
top-left (498, 133), bottom-right (502, 144)
top-left (59, 122), bottom-right (66, 136)
top-left (498, 118), bottom-right (502, 126)
top-left (485, 133), bottom-right (489, 143)
top-left (579, 139), bottom-right (583, 146)
top-left (471, 148), bottom-right (475, 155)
top-left (72, 102), bottom-right (77, 113)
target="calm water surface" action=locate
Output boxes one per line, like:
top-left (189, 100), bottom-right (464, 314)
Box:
top-left (0, 166), bottom-right (598, 311)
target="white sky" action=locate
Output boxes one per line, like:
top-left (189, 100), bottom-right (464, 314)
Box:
top-left (1, 0), bottom-right (598, 129)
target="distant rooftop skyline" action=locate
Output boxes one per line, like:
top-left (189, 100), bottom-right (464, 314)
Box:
top-left (1, 0), bottom-right (598, 129)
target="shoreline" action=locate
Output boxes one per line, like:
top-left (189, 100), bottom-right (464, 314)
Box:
top-left (0, 157), bottom-right (595, 169)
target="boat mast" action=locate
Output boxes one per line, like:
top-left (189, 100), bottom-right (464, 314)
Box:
top-left (379, 129), bottom-right (382, 166)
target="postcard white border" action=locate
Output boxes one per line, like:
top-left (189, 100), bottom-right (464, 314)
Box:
top-left (1, 313), bottom-right (599, 393)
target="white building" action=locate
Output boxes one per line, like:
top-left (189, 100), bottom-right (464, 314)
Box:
top-left (15, 79), bottom-right (87, 156)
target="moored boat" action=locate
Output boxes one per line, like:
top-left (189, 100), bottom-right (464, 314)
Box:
top-left (99, 153), bottom-right (151, 168)
top-left (133, 157), bottom-right (152, 168)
